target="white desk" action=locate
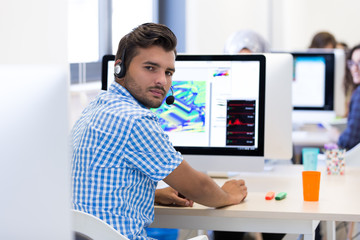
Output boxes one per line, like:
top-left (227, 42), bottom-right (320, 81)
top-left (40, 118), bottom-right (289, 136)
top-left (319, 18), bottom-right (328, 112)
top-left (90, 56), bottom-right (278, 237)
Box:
top-left (151, 165), bottom-right (360, 240)
top-left (292, 130), bottom-right (331, 147)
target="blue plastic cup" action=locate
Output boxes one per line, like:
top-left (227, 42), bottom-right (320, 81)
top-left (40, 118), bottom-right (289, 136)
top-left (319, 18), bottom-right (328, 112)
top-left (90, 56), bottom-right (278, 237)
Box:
top-left (302, 148), bottom-right (320, 171)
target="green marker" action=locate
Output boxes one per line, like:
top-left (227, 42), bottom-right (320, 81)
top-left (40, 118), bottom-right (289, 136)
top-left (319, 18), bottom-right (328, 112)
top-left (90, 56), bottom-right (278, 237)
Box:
top-left (275, 192), bottom-right (287, 200)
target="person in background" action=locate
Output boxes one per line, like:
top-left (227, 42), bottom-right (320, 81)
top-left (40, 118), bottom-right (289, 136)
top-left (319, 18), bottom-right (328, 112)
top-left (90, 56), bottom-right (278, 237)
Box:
top-left (337, 41), bottom-right (349, 53)
top-left (71, 22), bottom-right (248, 240)
top-left (223, 29), bottom-right (270, 53)
top-left (308, 31), bottom-right (337, 49)
top-left (341, 44), bottom-right (357, 118)
top-left (334, 44), bottom-right (360, 150)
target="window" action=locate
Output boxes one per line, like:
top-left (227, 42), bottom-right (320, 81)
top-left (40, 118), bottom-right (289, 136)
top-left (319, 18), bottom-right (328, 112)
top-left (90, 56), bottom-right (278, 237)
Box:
top-left (68, 0), bottom-right (99, 63)
top-left (68, 0), bottom-right (155, 84)
top-left (112, 0), bottom-right (156, 52)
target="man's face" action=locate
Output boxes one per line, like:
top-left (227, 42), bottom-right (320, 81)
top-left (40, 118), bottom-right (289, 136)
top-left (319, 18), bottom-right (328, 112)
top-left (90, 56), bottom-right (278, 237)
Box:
top-left (123, 46), bottom-right (175, 109)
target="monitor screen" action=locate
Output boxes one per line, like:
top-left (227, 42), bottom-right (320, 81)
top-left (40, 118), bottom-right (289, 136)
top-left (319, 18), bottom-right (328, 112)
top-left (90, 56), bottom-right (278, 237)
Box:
top-left (102, 54), bottom-right (266, 173)
top-left (291, 52), bottom-right (335, 111)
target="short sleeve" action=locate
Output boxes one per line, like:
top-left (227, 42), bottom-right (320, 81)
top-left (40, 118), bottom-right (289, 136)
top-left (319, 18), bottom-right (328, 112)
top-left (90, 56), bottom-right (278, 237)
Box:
top-left (124, 114), bottom-right (183, 181)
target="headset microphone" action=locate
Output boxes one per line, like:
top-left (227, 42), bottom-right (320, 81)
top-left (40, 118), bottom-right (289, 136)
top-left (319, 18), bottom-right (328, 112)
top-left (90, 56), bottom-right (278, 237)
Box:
top-left (165, 87), bottom-right (175, 105)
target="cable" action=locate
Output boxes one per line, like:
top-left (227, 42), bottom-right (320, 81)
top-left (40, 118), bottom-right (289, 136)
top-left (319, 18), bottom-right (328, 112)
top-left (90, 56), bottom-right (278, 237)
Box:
top-left (351, 231), bottom-right (360, 240)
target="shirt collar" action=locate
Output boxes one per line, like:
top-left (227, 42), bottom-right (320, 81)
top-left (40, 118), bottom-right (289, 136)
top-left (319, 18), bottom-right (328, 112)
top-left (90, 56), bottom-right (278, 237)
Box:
top-left (108, 81), bottom-right (148, 109)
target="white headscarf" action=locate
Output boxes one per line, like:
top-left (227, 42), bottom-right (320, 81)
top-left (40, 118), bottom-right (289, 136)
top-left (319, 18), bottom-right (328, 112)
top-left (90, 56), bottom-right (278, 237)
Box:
top-left (224, 29), bottom-right (270, 53)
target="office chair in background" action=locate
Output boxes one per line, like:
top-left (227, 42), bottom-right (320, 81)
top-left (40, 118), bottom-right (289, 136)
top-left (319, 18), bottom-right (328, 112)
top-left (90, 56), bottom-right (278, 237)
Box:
top-left (345, 142), bottom-right (360, 167)
top-left (72, 210), bottom-right (209, 240)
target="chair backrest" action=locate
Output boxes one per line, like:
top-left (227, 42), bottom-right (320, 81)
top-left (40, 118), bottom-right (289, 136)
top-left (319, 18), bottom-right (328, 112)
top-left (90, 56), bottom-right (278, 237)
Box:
top-left (72, 209), bottom-right (209, 240)
top-left (345, 142), bottom-right (360, 166)
top-left (72, 210), bottom-right (129, 240)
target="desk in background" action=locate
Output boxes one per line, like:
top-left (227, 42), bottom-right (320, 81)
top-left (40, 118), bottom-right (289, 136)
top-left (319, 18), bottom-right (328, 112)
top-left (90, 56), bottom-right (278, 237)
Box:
top-left (151, 165), bottom-right (360, 240)
top-left (292, 119), bottom-right (347, 164)
top-left (292, 129), bottom-right (330, 164)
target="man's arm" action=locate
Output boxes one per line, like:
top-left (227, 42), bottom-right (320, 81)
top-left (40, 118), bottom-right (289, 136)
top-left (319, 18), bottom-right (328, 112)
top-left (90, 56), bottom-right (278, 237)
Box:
top-left (163, 160), bottom-right (247, 208)
top-left (155, 187), bottom-right (194, 207)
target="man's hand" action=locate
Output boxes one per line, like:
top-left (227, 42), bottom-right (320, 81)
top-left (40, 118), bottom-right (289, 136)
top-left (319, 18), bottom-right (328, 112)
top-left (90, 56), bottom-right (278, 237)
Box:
top-left (155, 187), bottom-right (194, 207)
top-left (220, 179), bottom-right (248, 206)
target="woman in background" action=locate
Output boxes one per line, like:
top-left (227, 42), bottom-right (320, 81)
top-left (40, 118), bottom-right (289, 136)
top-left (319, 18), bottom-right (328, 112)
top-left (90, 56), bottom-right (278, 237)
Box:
top-left (308, 31), bottom-right (337, 49)
top-left (337, 44), bottom-right (360, 150)
top-left (223, 29), bottom-right (270, 54)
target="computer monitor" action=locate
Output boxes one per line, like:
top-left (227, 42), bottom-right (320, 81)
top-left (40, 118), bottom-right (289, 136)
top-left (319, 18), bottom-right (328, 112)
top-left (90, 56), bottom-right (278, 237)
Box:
top-left (289, 51), bottom-right (341, 124)
top-left (292, 52), bottom-right (334, 111)
top-left (333, 49), bottom-right (346, 117)
top-left (102, 54), bottom-right (266, 173)
top-left (0, 65), bottom-right (71, 239)
top-left (263, 53), bottom-right (293, 160)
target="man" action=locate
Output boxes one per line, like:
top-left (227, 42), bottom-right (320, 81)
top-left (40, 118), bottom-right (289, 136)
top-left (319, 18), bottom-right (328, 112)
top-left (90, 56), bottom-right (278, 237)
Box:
top-left (71, 23), bottom-right (247, 240)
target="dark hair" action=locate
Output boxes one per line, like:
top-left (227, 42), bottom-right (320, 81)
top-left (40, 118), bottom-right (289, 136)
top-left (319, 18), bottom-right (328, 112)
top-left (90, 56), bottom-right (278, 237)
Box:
top-left (115, 23), bottom-right (177, 71)
top-left (343, 44), bottom-right (360, 96)
top-left (309, 31), bottom-right (337, 48)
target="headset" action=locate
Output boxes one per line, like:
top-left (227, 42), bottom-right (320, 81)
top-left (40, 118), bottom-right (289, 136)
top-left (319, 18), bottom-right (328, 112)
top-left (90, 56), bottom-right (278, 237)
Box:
top-left (114, 48), bottom-right (175, 105)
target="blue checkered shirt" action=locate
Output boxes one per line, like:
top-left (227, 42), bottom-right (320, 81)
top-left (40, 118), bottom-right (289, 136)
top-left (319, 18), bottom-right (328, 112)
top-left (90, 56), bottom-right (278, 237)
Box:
top-left (338, 85), bottom-right (360, 150)
top-left (71, 82), bottom-right (183, 240)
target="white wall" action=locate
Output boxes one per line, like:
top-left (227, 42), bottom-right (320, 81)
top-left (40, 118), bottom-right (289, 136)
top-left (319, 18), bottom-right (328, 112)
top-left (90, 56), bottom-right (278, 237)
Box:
top-left (186, 0), bottom-right (360, 53)
top-left (0, 0), bottom-right (68, 64)
top-left (186, 0), bottom-right (270, 53)
top-left (0, 1), bottom-right (71, 239)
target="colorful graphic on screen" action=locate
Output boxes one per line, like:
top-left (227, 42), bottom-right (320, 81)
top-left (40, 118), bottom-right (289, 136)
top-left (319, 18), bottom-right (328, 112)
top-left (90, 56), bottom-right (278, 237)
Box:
top-left (213, 69), bottom-right (229, 77)
top-left (152, 81), bottom-right (206, 132)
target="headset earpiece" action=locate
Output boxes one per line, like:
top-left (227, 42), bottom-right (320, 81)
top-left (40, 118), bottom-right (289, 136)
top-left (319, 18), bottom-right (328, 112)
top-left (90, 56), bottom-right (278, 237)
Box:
top-left (114, 62), bottom-right (126, 78)
top-left (114, 64), bottom-right (121, 75)
top-left (114, 49), bottom-right (126, 78)
top-left (114, 61), bottom-right (126, 78)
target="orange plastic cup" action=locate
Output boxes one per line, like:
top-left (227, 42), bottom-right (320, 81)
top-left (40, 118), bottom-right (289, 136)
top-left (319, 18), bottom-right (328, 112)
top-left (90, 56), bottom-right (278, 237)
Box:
top-left (302, 171), bottom-right (321, 201)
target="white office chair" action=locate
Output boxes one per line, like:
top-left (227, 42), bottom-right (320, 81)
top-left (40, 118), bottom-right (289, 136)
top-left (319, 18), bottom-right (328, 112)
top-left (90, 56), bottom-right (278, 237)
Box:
top-left (72, 210), bottom-right (128, 240)
top-left (72, 210), bottom-right (208, 240)
top-left (345, 142), bottom-right (360, 166)
top-left (344, 143), bottom-right (360, 239)
top-left (187, 236), bottom-right (208, 240)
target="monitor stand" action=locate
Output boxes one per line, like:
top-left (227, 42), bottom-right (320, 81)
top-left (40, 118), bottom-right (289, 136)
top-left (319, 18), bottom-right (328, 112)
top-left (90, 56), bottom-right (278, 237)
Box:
top-left (184, 154), bottom-right (265, 179)
top-left (206, 171), bottom-right (240, 179)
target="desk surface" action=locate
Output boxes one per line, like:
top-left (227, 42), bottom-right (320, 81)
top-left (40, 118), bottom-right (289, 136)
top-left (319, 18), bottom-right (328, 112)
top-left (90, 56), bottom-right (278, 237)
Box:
top-left (292, 130), bottom-right (331, 146)
top-left (152, 165), bottom-right (360, 233)
top-left (292, 119), bottom-right (347, 147)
